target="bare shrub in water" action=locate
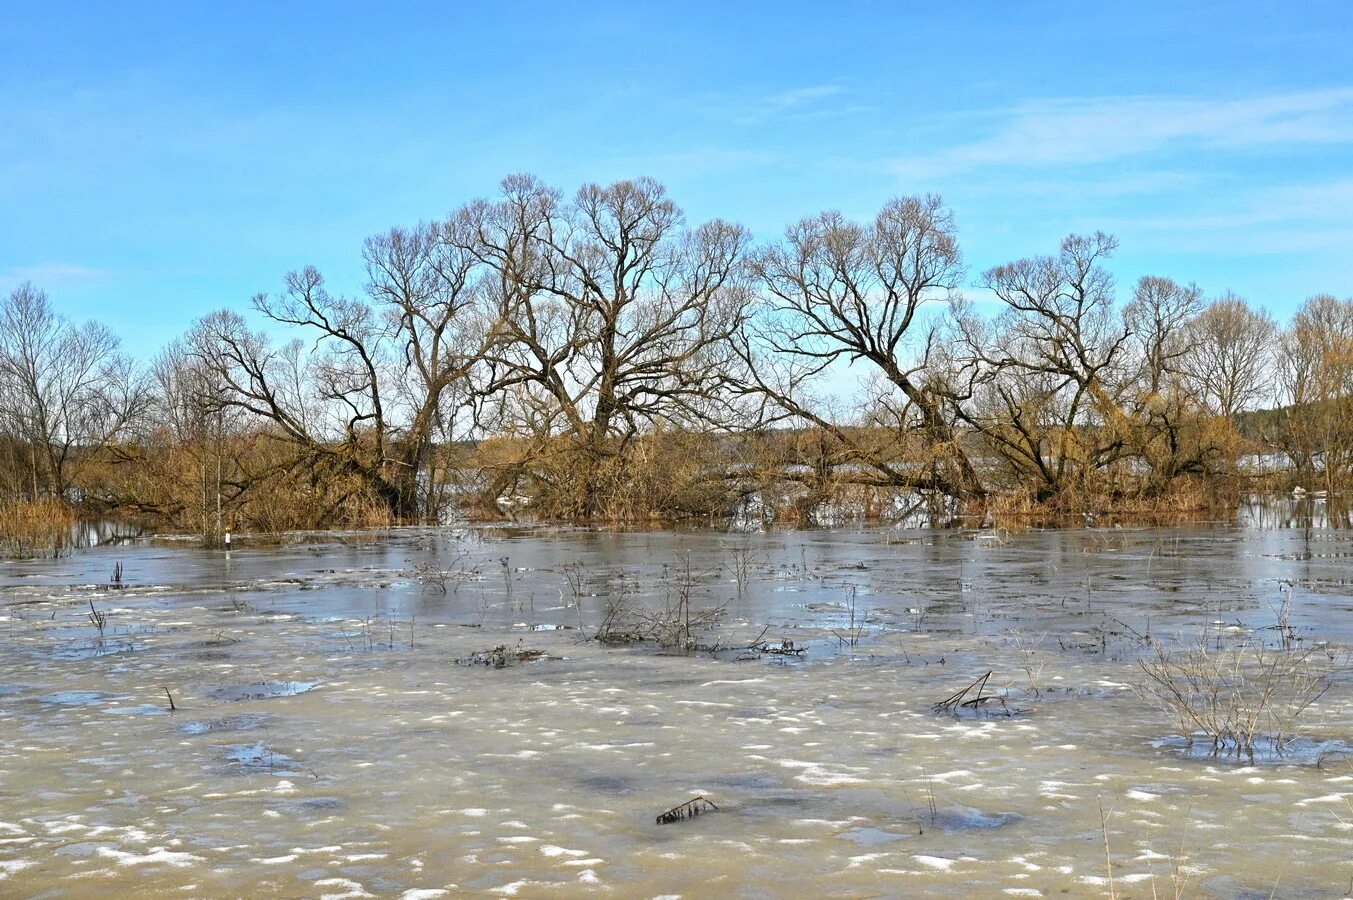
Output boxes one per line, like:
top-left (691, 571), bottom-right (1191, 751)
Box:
top-left (595, 586), bottom-right (726, 650)
top-left (1136, 636), bottom-right (1336, 759)
top-left (593, 554), bottom-right (726, 650)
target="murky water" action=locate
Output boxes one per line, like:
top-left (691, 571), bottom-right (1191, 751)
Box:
top-left (2, 522), bottom-right (1352, 897)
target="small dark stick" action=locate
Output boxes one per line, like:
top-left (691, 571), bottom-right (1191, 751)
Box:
top-left (88, 598), bottom-right (107, 633)
top-left (164, 688), bottom-right (177, 711)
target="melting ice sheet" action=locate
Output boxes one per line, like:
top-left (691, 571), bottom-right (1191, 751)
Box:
top-left (0, 522), bottom-right (1351, 895)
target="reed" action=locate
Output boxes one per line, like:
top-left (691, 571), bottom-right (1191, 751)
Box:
top-left (0, 497), bottom-right (77, 559)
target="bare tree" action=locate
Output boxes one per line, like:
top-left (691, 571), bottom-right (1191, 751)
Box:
top-left (956, 233), bottom-right (1132, 500)
top-left (134, 341), bottom-right (244, 542)
top-left (0, 282), bottom-right (148, 500)
top-left (737, 195), bottom-right (985, 507)
top-left (455, 174), bottom-right (752, 517)
top-left (1118, 277), bottom-right (1230, 486)
top-left (14, 177), bottom-right (1353, 529)
top-left (1272, 294), bottom-right (1353, 488)
top-left (190, 220), bottom-right (481, 521)
top-left (1186, 293), bottom-right (1277, 418)
top-left (1123, 276), bottom-right (1203, 398)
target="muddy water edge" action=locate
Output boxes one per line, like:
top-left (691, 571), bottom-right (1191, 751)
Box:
top-left (2, 521), bottom-right (1352, 897)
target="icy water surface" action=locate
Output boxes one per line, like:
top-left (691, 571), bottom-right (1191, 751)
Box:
top-left (2, 523), bottom-right (1352, 897)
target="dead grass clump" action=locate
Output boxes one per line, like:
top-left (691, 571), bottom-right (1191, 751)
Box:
top-left (1136, 636), bottom-right (1338, 760)
top-left (986, 477), bottom-right (1232, 530)
top-left (0, 497), bottom-right (77, 558)
top-left (987, 490), bottom-right (1041, 531)
top-left (594, 593), bottom-right (648, 646)
top-left (468, 429), bottom-right (739, 523)
top-left (87, 598), bottom-right (108, 634)
top-left (1007, 629), bottom-right (1048, 696)
top-left (830, 584), bottom-right (868, 647)
top-left (407, 549), bottom-right (477, 594)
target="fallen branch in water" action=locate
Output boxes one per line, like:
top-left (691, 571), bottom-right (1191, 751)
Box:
top-left (933, 670), bottom-right (1002, 714)
top-left (656, 795), bottom-right (719, 825)
top-left (750, 637), bottom-right (808, 656)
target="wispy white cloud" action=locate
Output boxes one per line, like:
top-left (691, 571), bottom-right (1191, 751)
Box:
top-left (0, 263), bottom-right (109, 292)
top-left (730, 84), bottom-right (867, 125)
top-left (952, 169), bottom-right (1206, 201)
top-left (766, 84), bottom-right (844, 110)
top-left (1101, 177), bottom-right (1353, 256)
top-left (893, 87), bottom-right (1353, 180)
top-left (1124, 177), bottom-right (1353, 232)
top-left (605, 146), bottom-right (779, 179)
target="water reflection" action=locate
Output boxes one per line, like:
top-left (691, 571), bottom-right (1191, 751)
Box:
top-left (738, 491), bottom-right (1353, 532)
top-left (70, 519), bottom-right (145, 549)
top-left (1238, 494), bottom-right (1350, 529)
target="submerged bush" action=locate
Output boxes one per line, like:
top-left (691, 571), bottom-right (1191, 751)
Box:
top-left (1136, 636), bottom-right (1339, 761)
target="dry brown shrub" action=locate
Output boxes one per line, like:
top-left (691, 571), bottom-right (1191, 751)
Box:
top-left (0, 497), bottom-right (78, 558)
top-left (467, 428), bottom-right (738, 523)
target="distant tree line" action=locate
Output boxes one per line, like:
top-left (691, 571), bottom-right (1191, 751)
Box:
top-left (3, 175), bottom-right (1352, 542)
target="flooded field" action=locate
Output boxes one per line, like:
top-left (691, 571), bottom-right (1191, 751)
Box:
top-left (2, 518), bottom-right (1352, 897)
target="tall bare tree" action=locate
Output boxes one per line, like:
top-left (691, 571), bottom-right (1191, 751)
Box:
top-left (455, 175), bottom-right (752, 517)
top-left (1272, 294), bottom-right (1353, 487)
top-left (1124, 276), bottom-right (1203, 398)
top-left (1186, 293), bottom-right (1277, 418)
top-left (1118, 276), bottom-right (1230, 486)
top-left (956, 233), bottom-right (1132, 500)
top-left (737, 195), bottom-right (985, 506)
top-left (129, 340), bottom-right (244, 542)
top-left (191, 220), bottom-right (481, 521)
top-left (0, 282), bottom-right (148, 500)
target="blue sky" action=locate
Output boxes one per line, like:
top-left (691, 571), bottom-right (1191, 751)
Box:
top-left (2, 1), bottom-right (1352, 357)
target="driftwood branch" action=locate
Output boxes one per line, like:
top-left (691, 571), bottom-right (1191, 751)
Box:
top-left (656, 795), bottom-right (719, 825)
top-left (933, 670), bottom-right (1000, 713)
